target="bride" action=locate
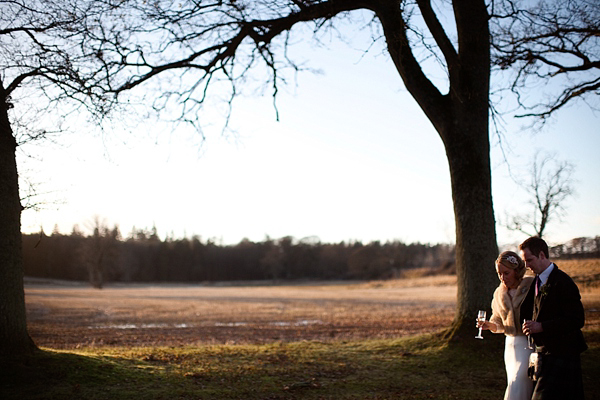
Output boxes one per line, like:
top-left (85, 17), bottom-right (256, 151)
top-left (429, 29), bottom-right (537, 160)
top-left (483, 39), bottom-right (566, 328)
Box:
top-left (478, 251), bottom-right (534, 400)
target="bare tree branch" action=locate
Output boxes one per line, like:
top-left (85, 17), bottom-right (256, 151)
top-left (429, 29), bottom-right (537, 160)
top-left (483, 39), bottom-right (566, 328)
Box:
top-left (491, 0), bottom-right (599, 122)
top-left (416, 0), bottom-right (458, 74)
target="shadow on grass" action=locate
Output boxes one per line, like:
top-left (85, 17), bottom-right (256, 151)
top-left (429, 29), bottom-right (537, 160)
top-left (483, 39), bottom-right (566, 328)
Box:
top-left (1, 331), bottom-right (598, 400)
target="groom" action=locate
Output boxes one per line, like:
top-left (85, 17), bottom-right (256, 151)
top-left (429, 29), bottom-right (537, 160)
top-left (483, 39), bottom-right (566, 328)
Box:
top-left (520, 236), bottom-right (587, 400)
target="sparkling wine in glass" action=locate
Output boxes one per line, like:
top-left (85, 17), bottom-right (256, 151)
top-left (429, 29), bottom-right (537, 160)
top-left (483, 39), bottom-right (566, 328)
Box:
top-left (475, 310), bottom-right (486, 339)
top-left (524, 319), bottom-right (534, 349)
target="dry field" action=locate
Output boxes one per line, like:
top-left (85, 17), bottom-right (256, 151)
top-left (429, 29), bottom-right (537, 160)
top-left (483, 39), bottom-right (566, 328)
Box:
top-left (25, 260), bottom-right (600, 349)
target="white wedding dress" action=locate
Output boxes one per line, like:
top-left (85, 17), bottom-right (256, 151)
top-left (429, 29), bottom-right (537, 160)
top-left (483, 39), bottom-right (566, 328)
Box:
top-left (503, 335), bottom-right (533, 400)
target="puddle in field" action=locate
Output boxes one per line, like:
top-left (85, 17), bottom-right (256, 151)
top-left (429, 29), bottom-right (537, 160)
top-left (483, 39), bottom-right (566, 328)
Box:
top-left (90, 319), bottom-right (324, 330)
top-left (214, 322), bottom-right (248, 327)
top-left (90, 323), bottom-right (192, 329)
top-left (270, 320), bottom-right (322, 327)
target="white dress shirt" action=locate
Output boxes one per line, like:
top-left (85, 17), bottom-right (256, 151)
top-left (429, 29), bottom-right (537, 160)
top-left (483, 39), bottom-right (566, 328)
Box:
top-left (538, 263), bottom-right (555, 287)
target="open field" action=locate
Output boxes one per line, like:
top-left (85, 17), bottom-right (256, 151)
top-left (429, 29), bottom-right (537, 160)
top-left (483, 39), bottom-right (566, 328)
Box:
top-left (25, 260), bottom-right (600, 349)
top-left (25, 276), bottom-right (457, 349)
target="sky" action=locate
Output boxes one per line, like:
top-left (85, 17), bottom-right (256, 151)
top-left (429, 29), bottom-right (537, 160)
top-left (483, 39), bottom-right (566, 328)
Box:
top-left (17, 15), bottom-right (600, 248)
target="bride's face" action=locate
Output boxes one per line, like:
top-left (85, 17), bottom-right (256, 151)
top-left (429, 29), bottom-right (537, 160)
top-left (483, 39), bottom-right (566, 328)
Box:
top-left (496, 263), bottom-right (518, 289)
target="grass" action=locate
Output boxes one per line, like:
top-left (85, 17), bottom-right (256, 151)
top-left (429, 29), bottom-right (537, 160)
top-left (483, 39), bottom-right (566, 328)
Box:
top-left (558, 258), bottom-right (600, 289)
top-left (2, 330), bottom-right (599, 400)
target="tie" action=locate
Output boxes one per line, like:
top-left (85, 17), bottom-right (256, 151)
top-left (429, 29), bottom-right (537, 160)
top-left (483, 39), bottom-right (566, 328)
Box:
top-left (535, 275), bottom-right (541, 296)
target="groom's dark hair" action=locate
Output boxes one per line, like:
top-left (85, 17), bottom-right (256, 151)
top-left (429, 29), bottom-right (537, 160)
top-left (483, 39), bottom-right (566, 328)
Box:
top-left (519, 236), bottom-right (549, 259)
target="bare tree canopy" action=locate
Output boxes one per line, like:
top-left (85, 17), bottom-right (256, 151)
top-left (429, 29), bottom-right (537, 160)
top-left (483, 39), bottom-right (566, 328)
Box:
top-left (5, 0), bottom-right (596, 127)
top-left (0, 0), bottom-right (116, 146)
top-left (491, 0), bottom-right (600, 121)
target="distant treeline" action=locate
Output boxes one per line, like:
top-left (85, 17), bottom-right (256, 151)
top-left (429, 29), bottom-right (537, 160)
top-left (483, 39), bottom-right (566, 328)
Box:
top-left (23, 226), bottom-right (599, 288)
top-left (551, 236), bottom-right (600, 259)
top-left (22, 226), bottom-right (455, 288)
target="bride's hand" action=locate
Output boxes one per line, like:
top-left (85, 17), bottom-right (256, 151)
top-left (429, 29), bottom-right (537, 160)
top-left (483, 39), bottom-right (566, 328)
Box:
top-left (476, 319), bottom-right (496, 332)
top-left (476, 319), bottom-right (488, 330)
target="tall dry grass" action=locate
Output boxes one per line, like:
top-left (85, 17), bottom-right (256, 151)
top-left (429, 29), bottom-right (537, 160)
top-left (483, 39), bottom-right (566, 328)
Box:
top-left (557, 258), bottom-right (600, 288)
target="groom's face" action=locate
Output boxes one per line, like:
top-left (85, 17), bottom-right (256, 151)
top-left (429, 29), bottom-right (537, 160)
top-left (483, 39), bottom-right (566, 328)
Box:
top-left (521, 248), bottom-right (546, 275)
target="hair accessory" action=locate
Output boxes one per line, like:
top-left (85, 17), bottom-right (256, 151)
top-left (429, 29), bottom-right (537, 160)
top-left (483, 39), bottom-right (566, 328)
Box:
top-left (506, 255), bottom-right (518, 265)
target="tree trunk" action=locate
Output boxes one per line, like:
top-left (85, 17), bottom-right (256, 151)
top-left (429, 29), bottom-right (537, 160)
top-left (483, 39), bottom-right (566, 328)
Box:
top-left (441, 0), bottom-right (499, 340)
top-left (442, 115), bottom-right (499, 340)
top-left (0, 84), bottom-right (37, 356)
top-left (376, 0), bottom-right (499, 341)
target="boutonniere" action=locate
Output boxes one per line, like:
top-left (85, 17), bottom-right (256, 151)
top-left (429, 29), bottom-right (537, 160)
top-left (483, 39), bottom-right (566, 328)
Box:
top-left (539, 283), bottom-right (551, 298)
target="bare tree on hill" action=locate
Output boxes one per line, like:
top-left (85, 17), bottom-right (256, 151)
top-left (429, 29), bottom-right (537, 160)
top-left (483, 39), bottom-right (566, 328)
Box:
top-left (506, 152), bottom-right (576, 239)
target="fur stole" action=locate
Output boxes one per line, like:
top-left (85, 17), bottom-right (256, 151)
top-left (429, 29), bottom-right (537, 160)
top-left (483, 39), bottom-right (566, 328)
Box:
top-left (489, 276), bottom-right (534, 336)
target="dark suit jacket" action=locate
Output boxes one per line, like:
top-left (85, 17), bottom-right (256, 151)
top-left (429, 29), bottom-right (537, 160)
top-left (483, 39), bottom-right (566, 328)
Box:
top-left (520, 265), bottom-right (587, 356)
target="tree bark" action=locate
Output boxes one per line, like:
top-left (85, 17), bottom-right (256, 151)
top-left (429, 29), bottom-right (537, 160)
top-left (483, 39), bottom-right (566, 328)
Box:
top-left (377, 0), bottom-right (499, 339)
top-left (0, 83), bottom-right (37, 356)
top-left (443, 110), bottom-right (499, 340)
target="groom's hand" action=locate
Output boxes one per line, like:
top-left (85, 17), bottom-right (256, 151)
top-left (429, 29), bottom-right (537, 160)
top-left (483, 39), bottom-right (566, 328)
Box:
top-left (522, 320), bottom-right (543, 335)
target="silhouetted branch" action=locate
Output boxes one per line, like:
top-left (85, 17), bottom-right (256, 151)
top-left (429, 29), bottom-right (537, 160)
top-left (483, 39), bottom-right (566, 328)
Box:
top-left (491, 0), bottom-right (599, 122)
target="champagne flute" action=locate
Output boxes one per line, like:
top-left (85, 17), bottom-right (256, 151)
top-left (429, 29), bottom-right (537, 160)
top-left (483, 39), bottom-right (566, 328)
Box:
top-left (475, 310), bottom-right (486, 339)
top-left (524, 319), bottom-right (534, 349)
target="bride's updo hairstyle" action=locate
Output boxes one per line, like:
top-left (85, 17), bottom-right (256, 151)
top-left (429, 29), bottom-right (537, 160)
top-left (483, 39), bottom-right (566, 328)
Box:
top-left (496, 250), bottom-right (526, 280)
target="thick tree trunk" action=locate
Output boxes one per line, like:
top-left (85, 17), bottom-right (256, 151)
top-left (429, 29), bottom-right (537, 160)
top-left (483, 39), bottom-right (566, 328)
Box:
top-left (376, 0), bottom-right (499, 340)
top-left (441, 0), bottom-right (499, 340)
top-left (448, 0), bottom-right (498, 339)
top-left (0, 86), bottom-right (37, 356)
top-left (442, 115), bottom-right (499, 340)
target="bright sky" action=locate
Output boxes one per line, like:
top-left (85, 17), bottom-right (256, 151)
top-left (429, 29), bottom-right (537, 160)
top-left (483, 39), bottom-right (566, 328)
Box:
top-left (18, 17), bottom-right (600, 248)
